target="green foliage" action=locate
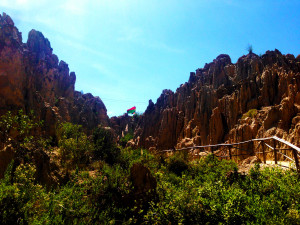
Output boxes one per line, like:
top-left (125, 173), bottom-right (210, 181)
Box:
top-left (0, 110), bottom-right (43, 149)
top-left (55, 97), bottom-right (59, 106)
top-left (93, 126), bottom-right (120, 165)
top-left (166, 153), bottom-right (189, 176)
top-left (145, 155), bottom-right (300, 224)
top-left (0, 163), bottom-right (47, 224)
top-left (57, 122), bottom-right (93, 166)
top-left (242, 108), bottom-right (258, 120)
top-left (119, 133), bottom-right (133, 148)
top-left (1, 121), bottom-right (300, 225)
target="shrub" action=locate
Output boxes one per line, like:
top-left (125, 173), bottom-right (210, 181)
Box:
top-left (0, 110), bottom-right (43, 149)
top-left (1, 142), bottom-right (300, 224)
top-left (57, 122), bottom-right (93, 166)
top-left (242, 108), bottom-right (257, 120)
top-left (119, 133), bottom-right (133, 148)
top-left (166, 154), bottom-right (189, 176)
top-left (93, 127), bottom-right (120, 165)
top-left (0, 162), bottom-right (47, 225)
top-left (247, 44), bottom-right (253, 54)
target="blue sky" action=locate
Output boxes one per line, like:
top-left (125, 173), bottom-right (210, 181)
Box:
top-left (1, 0), bottom-right (300, 117)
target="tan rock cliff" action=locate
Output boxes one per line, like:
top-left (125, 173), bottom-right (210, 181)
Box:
top-left (0, 13), bottom-right (109, 138)
top-left (132, 51), bottom-right (300, 151)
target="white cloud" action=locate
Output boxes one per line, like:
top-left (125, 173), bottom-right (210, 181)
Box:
top-left (117, 26), bottom-right (144, 42)
top-left (150, 42), bottom-right (184, 54)
top-left (56, 36), bottom-right (115, 60)
top-left (117, 25), bottom-right (183, 54)
top-left (0, 0), bottom-right (48, 10)
top-left (92, 63), bottom-right (116, 79)
top-left (1, 0), bottom-right (89, 40)
top-left (107, 111), bottom-right (114, 117)
top-left (55, 35), bottom-right (142, 72)
top-left (60, 0), bottom-right (87, 16)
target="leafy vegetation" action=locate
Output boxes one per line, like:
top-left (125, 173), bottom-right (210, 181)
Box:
top-left (1, 111), bottom-right (300, 224)
top-left (0, 109), bottom-right (44, 150)
top-left (119, 132), bottom-right (133, 148)
top-left (57, 122), bottom-right (93, 166)
top-left (242, 108), bottom-right (258, 120)
top-left (93, 126), bottom-right (121, 165)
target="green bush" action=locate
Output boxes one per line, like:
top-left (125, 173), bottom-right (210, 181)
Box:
top-left (1, 138), bottom-right (300, 224)
top-left (242, 108), bottom-right (257, 120)
top-left (166, 153), bottom-right (189, 176)
top-left (0, 162), bottom-right (48, 224)
top-left (57, 122), bottom-right (93, 166)
top-left (93, 127), bottom-right (120, 165)
top-left (119, 133), bottom-right (133, 148)
top-left (0, 110), bottom-right (43, 150)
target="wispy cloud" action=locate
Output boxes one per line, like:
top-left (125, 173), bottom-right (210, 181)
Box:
top-left (117, 26), bottom-right (144, 42)
top-left (92, 63), bottom-right (117, 79)
top-left (56, 35), bottom-right (142, 72)
top-left (1, 0), bottom-right (89, 40)
top-left (56, 36), bottom-right (116, 61)
top-left (60, 0), bottom-right (88, 16)
top-left (0, 0), bottom-right (89, 14)
top-left (0, 0), bottom-right (47, 10)
top-left (117, 25), bottom-right (184, 54)
top-left (150, 41), bottom-right (184, 54)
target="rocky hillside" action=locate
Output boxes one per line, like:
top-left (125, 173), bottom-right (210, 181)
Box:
top-left (0, 13), bottom-right (109, 139)
top-left (132, 50), bottom-right (300, 150)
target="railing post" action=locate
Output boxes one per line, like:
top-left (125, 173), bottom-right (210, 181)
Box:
top-left (261, 141), bottom-right (266, 164)
top-left (249, 140), bottom-right (254, 155)
top-left (292, 149), bottom-right (300, 174)
top-left (229, 146), bottom-right (232, 160)
top-left (273, 139), bottom-right (278, 164)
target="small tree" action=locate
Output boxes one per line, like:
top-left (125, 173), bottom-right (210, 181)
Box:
top-left (247, 44), bottom-right (253, 54)
top-left (93, 127), bottom-right (120, 164)
top-left (119, 133), bottom-right (133, 148)
top-left (56, 122), bottom-right (93, 165)
top-left (0, 110), bottom-right (43, 150)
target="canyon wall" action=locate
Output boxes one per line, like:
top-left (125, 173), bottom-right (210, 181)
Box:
top-left (1, 12), bottom-right (299, 154)
top-left (0, 13), bottom-right (109, 138)
top-left (132, 51), bottom-right (300, 151)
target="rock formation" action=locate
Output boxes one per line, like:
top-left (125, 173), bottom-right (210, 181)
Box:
top-left (132, 50), bottom-right (300, 151)
top-left (110, 113), bottom-right (140, 141)
top-left (0, 13), bottom-right (109, 139)
top-left (1, 12), bottom-right (299, 157)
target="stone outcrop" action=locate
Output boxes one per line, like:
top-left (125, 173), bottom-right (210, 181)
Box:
top-left (110, 113), bottom-right (139, 140)
top-left (0, 13), bottom-right (109, 138)
top-left (133, 50), bottom-right (300, 151)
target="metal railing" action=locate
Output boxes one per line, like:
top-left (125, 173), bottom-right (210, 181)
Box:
top-left (159, 136), bottom-right (300, 173)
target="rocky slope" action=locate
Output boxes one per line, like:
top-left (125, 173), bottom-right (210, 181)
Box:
top-left (132, 50), bottom-right (300, 151)
top-left (0, 13), bottom-right (109, 139)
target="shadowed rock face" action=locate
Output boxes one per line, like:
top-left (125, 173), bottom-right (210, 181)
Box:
top-left (110, 113), bottom-right (139, 140)
top-left (0, 13), bottom-right (109, 137)
top-left (132, 50), bottom-right (300, 150)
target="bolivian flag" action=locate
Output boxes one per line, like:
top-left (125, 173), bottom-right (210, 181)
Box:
top-left (127, 106), bottom-right (136, 115)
